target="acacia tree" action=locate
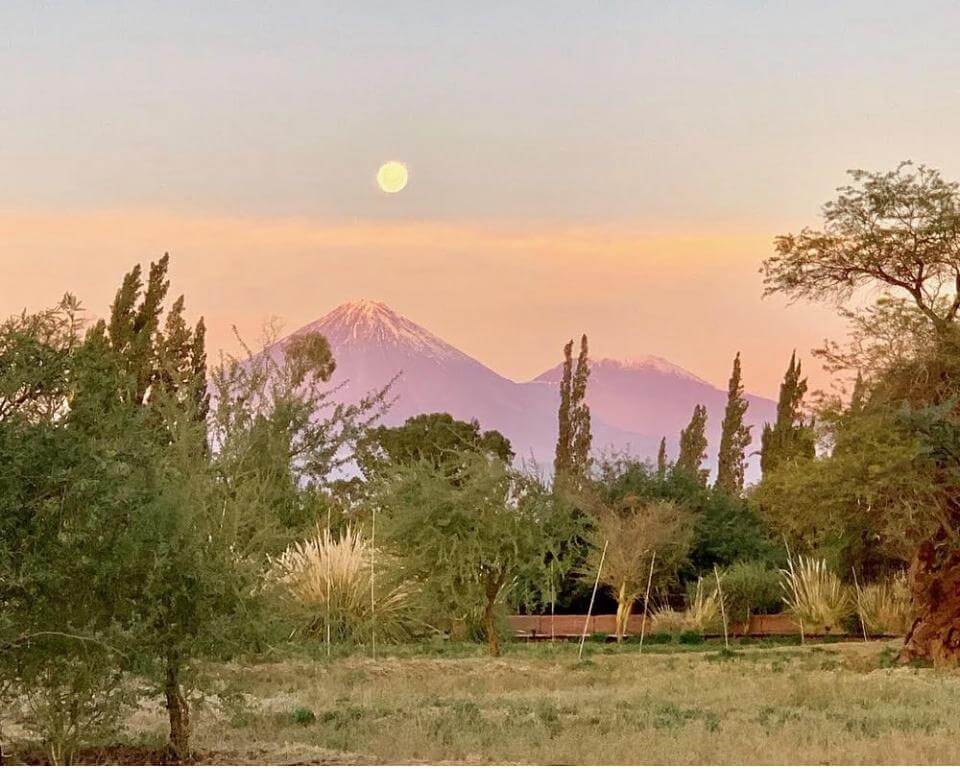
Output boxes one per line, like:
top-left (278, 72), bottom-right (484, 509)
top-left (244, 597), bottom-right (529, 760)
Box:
top-left (762, 162), bottom-right (960, 665)
top-left (583, 494), bottom-right (693, 641)
top-left (373, 452), bottom-right (579, 655)
top-left (209, 324), bottom-right (390, 550)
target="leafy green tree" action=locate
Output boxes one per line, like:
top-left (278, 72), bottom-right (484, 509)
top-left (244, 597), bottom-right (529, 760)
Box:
top-left (676, 404), bottom-right (709, 485)
top-left (357, 412), bottom-right (512, 477)
top-left (0, 295), bottom-right (243, 761)
top-left (209, 326), bottom-right (390, 549)
top-left (595, 457), bottom-right (777, 575)
top-left (373, 453), bottom-right (579, 655)
top-left (715, 353), bottom-right (751, 494)
top-left (760, 352), bottom-right (814, 476)
top-left (762, 162), bottom-right (960, 665)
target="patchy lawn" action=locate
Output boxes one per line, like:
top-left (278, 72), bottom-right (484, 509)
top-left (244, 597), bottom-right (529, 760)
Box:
top-left (8, 639), bottom-right (960, 764)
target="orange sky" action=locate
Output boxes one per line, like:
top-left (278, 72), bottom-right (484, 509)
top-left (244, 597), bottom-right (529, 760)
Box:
top-left (1, 208), bottom-right (848, 398)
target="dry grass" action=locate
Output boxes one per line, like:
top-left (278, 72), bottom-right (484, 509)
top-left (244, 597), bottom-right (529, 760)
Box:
top-left (19, 638), bottom-right (958, 765)
top-left (857, 572), bottom-right (913, 637)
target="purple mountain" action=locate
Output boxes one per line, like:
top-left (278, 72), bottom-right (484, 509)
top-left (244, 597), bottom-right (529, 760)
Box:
top-left (278, 300), bottom-right (777, 481)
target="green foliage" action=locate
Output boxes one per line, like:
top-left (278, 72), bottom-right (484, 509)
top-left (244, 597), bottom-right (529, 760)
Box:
top-left (760, 352), bottom-right (814, 477)
top-left (678, 630), bottom-right (704, 645)
top-left (209, 326), bottom-right (389, 551)
top-left (594, 457), bottom-right (778, 574)
top-left (754, 403), bottom-right (936, 577)
top-left (582, 488), bottom-right (694, 639)
top-left (554, 335), bottom-right (591, 489)
top-left (372, 452), bottom-right (581, 655)
top-left (357, 412), bottom-right (513, 477)
top-left (291, 707), bottom-right (317, 726)
top-left (715, 561), bottom-right (784, 622)
top-left (715, 353), bottom-right (752, 495)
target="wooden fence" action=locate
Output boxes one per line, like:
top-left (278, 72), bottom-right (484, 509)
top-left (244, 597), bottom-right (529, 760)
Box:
top-left (508, 612), bottom-right (802, 639)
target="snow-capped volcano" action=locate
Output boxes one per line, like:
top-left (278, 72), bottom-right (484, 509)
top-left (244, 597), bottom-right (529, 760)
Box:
top-left (298, 299), bottom-right (464, 363)
top-left (273, 300), bottom-right (776, 480)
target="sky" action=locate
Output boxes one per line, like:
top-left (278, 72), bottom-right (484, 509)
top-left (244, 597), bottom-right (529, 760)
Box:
top-left (3, 1), bottom-right (960, 396)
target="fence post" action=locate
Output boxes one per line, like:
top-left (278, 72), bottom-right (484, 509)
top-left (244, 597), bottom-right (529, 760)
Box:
top-left (579, 540), bottom-right (608, 660)
top-left (638, 550), bottom-right (657, 654)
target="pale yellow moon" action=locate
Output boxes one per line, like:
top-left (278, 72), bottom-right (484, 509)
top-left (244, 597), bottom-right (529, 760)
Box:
top-left (377, 161), bottom-right (408, 193)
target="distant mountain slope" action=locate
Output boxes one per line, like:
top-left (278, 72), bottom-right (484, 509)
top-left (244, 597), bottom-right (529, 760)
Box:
top-left (273, 300), bottom-right (776, 480)
top-left (534, 357), bottom-right (777, 479)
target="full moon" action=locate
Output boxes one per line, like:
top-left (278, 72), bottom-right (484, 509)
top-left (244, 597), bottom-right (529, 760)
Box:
top-left (377, 161), bottom-right (408, 193)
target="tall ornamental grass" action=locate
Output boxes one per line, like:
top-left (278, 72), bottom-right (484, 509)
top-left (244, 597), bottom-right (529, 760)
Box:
top-left (779, 555), bottom-right (851, 633)
top-left (267, 525), bottom-right (416, 643)
top-left (857, 572), bottom-right (913, 637)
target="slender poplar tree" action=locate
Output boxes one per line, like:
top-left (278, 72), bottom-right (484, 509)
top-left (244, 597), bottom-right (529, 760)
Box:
top-left (656, 436), bottom-right (667, 477)
top-left (676, 404), bottom-right (709, 486)
top-left (553, 340), bottom-right (574, 482)
top-left (570, 335), bottom-right (592, 479)
top-left (554, 335), bottom-right (591, 489)
top-left (714, 352), bottom-right (751, 494)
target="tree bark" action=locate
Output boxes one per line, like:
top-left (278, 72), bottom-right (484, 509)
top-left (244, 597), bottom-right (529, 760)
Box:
top-left (899, 521), bottom-right (960, 667)
top-left (164, 657), bottom-right (191, 761)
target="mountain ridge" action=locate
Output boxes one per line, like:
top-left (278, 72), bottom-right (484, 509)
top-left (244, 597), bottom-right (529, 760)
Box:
top-left (276, 299), bottom-right (777, 480)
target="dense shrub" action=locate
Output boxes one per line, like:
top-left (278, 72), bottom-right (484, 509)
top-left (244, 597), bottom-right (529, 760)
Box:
top-left (678, 630), bottom-right (704, 645)
top-left (717, 561), bottom-right (784, 623)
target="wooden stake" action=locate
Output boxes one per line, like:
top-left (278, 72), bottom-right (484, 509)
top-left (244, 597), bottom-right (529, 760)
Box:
top-left (714, 564), bottom-right (729, 650)
top-left (326, 511), bottom-right (332, 658)
top-left (638, 550), bottom-right (657, 654)
top-left (370, 508), bottom-right (377, 660)
top-left (579, 540), bottom-right (608, 660)
top-left (852, 565), bottom-right (868, 641)
top-left (550, 561), bottom-right (556, 643)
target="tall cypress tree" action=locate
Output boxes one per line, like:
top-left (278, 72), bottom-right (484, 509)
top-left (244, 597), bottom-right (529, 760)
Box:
top-left (656, 436), bottom-right (667, 477)
top-left (676, 404), bottom-right (709, 486)
top-left (760, 351), bottom-right (814, 476)
top-left (714, 352), bottom-right (751, 494)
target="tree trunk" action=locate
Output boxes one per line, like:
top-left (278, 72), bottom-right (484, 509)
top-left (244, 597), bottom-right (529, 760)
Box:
top-left (899, 523), bottom-right (960, 667)
top-left (482, 572), bottom-right (504, 657)
top-left (482, 594), bottom-right (500, 657)
top-left (164, 657), bottom-right (191, 761)
top-left (615, 583), bottom-right (632, 642)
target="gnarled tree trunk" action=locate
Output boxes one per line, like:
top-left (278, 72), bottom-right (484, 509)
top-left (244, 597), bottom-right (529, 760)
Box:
top-left (164, 657), bottom-right (191, 760)
top-left (899, 521), bottom-right (960, 667)
top-left (482, 571), bottom-right (505, 657)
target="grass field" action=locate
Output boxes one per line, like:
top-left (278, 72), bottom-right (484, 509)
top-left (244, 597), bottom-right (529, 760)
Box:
top-left (11, 638), bottom-right (960, 764)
